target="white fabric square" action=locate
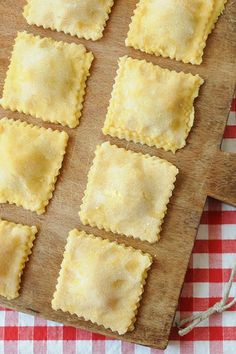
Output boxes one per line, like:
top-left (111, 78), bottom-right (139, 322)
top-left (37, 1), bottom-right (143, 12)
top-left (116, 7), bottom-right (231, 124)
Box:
top-left (192, 254), bottom-right (209, 268)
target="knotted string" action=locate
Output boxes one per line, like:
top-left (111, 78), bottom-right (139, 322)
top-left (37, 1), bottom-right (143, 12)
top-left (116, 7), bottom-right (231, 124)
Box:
top-left (176, 262), bottom-right (236, 336)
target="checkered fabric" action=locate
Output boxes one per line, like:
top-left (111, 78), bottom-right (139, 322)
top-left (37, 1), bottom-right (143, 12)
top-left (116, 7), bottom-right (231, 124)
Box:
top-left (0, 97), bottom-right (235, 354)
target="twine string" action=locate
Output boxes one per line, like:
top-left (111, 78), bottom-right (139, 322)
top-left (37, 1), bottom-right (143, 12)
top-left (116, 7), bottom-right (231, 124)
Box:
top-left (177, 262), bottom-right (236, 336)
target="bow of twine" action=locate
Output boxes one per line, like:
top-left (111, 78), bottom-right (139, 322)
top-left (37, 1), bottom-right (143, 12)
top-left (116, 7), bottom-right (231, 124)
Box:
top-left (176, 262), bottom-right (236, 336)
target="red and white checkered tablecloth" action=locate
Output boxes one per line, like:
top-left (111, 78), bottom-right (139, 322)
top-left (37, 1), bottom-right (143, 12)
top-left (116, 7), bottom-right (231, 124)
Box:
top-left (0, 97), bottom-right (235, 354)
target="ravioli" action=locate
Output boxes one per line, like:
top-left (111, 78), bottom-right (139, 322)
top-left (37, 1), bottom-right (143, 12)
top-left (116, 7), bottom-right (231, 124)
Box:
top-left (52, 229), bottom-right (152, 334)
top-left (0, 32), bottom-right (93, 127)
top-left (103, 56), bottom-right (203, 152)
top-left (0, 219), bottom-right (37, 300)
top-left (0, 117), bottom-right (68, 214)
top-left (126, 0), bottom-right (227, 64)
top-left (79, 142), bottom-right (178, 243)
top-left (23, 0), bottom-right (114, 40)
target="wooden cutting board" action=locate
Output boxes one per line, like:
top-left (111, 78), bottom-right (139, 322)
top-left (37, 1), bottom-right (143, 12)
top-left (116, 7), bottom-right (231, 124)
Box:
top-left (0, 0), bottom-right (235, 349)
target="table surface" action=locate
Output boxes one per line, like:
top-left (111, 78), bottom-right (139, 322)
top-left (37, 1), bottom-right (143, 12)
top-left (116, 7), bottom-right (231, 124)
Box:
top-left (0, 97), bottom-right (235, 354)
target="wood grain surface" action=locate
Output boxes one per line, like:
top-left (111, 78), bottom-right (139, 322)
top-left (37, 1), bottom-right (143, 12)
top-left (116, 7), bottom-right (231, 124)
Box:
top-left (0, 0), bottom-right (235, 349)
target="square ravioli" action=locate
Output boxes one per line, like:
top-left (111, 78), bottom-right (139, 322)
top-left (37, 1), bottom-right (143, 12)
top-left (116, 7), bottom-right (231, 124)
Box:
top-left (23, 0), bottom-right (114, 41)
top-left (0, 31), bottom-right (93, 128)
top-left (0, 117), bottom-right (68, 214)
top-left (79, 142), bottom-right (178, 243)
top-left (126, 0), bottom-right (227, 64)
top-left (0, 219), bottom-right (37, 300)
top-left (52, 229), bottom-right (152, 334)
top-left (103, 56), bottom-right (203, 153)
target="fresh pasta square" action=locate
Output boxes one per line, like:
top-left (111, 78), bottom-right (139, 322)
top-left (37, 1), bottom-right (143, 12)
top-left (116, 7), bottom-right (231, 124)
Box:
top-left (126, 0), bottom-right (227, 64)
top-left (0, 117), bottom-right (68, 214)
top-left (23, 0), bottom-right (114, 40)
top-left (0, 219), bottom-right (37, 300)
top-left (79, 142), bottom-right (178, 243)
top-left (0, 31), bottom-right (93, 128)
top-left (52, 229), bottom-right (152, 334)
top-left (103, 56), bottom-right (203, 152)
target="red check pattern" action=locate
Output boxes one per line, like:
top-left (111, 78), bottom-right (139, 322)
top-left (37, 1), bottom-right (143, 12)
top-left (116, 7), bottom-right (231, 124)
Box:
top-left (0, 96), bottom-right (235, 354)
